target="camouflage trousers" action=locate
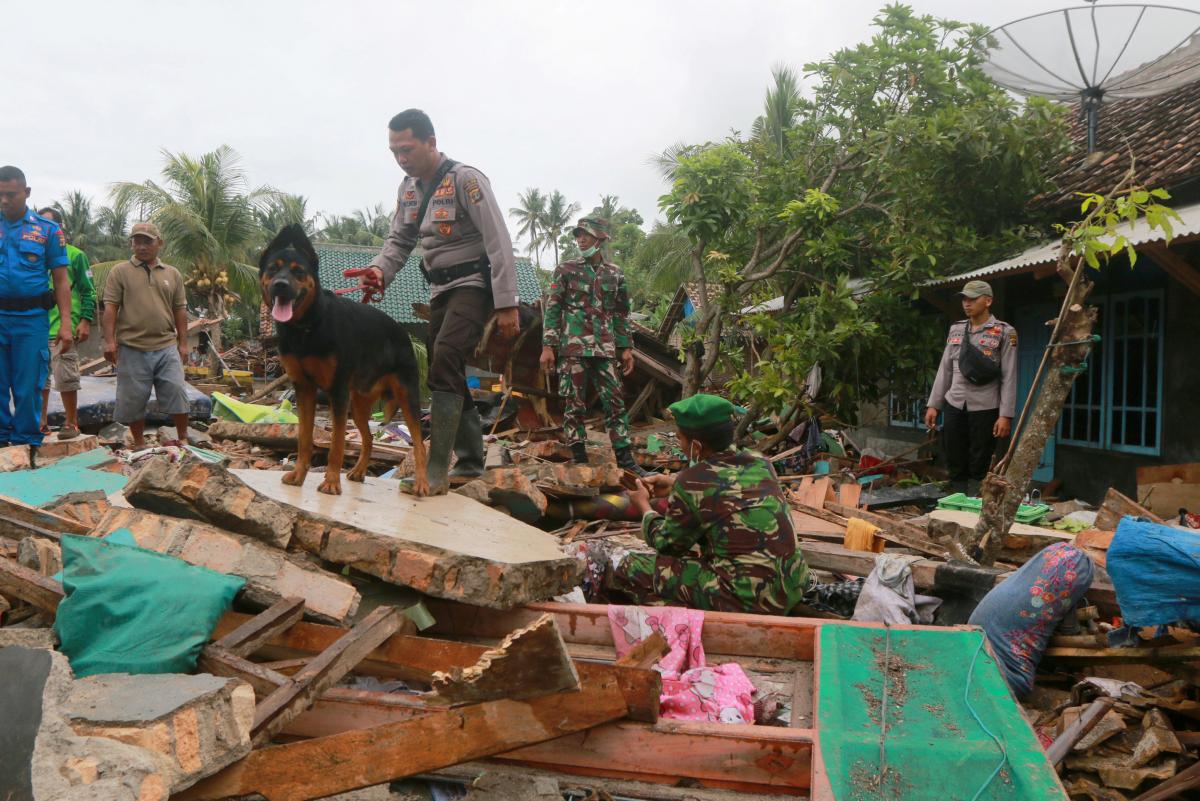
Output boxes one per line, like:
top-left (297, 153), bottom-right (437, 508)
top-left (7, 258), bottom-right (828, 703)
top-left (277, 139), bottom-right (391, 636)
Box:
top-left (558, 356), bottom-right (631, 449)
top-left (606, 551), bottom-right (809, 615)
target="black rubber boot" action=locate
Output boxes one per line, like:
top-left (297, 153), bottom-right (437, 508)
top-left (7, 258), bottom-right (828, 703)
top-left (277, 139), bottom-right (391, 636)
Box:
top-left (570, 441), bottom-right (589, 464)
top-left (616, 446), bottom-right (652, 477)
top-left (448, 401), bottom-right (485, 480)
top-left (403, 391), bottom-right (462, 496)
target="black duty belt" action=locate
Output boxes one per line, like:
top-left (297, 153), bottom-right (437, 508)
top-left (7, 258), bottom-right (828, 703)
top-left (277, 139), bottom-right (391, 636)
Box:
top-left (0, 291), bottom-right (54, 312)
top-left (424, 256), bottom-right (491, 286)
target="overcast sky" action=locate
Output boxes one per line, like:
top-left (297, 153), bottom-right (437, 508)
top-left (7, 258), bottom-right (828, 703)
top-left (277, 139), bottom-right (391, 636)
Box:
top-left (10, 0), bottom-right (1197, 252)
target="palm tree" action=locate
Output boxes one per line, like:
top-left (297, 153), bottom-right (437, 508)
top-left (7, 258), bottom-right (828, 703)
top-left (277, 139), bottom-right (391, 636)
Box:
top-left (508, 188), bottom-right (546, 266)
top-left (111, 145), bottom-right (276, 369)
top-left (594, 194), bottom-right (621, 221)
top-left (538, 191), bottom-right (580, 267)
top-left (353, 204), bottom-right (392, 241)
top-left (258, 194), bottom-right (317, 237)
top-left (633, 223), bottom-right (694, 293)
top-left (650, 142), bottom-right (697, 182)
top-left (318, 213), bottom-right (380, 246)
top-left (51, 190), bottom-right (104, 253)
top-left (752, 64), bottom-right (802, 158)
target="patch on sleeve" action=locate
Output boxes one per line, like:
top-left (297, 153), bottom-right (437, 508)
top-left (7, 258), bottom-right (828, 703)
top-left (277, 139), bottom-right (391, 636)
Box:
top-left (464, 176), bottom-right (483, 205)
top-left (56, 229), bottom-right (66, 247)
top-left (1008, 330), bottom-right (1018, 347)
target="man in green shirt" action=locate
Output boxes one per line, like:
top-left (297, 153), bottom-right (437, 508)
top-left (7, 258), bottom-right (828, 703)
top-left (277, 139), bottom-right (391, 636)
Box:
top-left (37, 208), bottom-right (96, 440)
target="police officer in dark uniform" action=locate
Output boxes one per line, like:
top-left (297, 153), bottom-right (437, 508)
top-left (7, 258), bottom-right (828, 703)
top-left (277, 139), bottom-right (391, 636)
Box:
top-left (358, 110), bottom-right (520, 495)
top-left (924, 280), bottom-right (1017, 495)
top-left (0, 166), bottom-right (74, 462)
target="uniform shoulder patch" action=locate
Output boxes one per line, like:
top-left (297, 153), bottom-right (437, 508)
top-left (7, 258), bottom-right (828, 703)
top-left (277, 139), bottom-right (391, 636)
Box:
top-left (463, 176), bottom-right (483, 205)
top-left (1008, 330), bottom-right (1018, 346)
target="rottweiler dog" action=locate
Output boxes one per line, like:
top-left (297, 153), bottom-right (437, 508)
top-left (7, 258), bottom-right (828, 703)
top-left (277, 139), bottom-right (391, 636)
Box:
top-left (259, 224), bottom-right (429, 496)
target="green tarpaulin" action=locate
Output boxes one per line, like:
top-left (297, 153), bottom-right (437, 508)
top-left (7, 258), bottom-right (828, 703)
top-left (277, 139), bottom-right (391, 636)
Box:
top-left (817, 625), bottom-right (1066, 800)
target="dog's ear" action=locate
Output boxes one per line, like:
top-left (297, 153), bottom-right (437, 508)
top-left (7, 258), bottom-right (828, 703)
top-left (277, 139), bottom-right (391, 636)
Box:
top-left (260, 226), bottom-right (293, 272)
top-left (287, 223), bottom-right (319, 272)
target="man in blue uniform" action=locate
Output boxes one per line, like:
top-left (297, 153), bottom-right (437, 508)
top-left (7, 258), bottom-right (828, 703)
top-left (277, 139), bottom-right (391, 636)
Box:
top-left (0, 166), bottom-right (74, 460)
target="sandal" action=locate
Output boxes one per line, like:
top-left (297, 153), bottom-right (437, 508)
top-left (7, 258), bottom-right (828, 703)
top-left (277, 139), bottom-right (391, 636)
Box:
top-left (58, 425), bottom-right (80, 440)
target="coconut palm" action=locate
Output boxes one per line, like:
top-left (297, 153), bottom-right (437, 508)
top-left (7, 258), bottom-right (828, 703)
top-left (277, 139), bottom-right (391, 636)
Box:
top-left (508, 188), bottom-right (546, 266)
top-left (111, 145), bottom-right (277, 368)
top-left (258, 194), bottom-right (317, 237)
top-left (538, 191), bottom-right (580, 267)
top-left (594, 194), bottom-right (621, 221)
top-left (353, 204), bottom-right (392, 241)
top-left (751, 64), bottom-right (803, 158)
top-left (50, 190), bottom-right (104, 253)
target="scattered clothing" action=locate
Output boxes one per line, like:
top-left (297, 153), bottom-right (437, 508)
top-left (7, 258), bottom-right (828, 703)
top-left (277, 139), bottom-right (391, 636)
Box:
top-left (969, 542), bottom-right (1093, 697)
top-left (608, 605), bottom-right (756, 725)
top-left (1108, 517), bottom-right (1200, 628)
top-left (852, 554), bottom-right (942, 625)
top-left (802, 577), bottom-right (864, 618)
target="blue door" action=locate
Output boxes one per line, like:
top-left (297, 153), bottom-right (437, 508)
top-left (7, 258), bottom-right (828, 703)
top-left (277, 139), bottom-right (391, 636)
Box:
top-left (1012, 304), bottom-right (1057, 483)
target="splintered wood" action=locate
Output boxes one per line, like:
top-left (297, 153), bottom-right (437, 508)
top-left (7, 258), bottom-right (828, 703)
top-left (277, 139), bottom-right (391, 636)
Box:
top-left (428, 613), bottom-right (580, 705)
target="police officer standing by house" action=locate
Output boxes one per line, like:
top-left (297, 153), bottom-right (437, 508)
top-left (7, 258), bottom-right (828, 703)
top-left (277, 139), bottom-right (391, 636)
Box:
top-left (924, 280), bottom-right (1017, 496)
top-left (0, 166), bottom-right (74, 462)
top-left (357, 109), bottom-right (520, 495)
top-left (540, 215), bottom-right (648, 476)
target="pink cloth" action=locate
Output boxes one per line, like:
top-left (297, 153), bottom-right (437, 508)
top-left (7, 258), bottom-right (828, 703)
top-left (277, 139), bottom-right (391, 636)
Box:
top-left (607, 605), bottom-right (756, 725)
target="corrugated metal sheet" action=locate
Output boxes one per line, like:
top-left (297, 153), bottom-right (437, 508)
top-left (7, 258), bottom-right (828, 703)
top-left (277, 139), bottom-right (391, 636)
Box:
top-left (925, 199), bottom-right (1200, 288)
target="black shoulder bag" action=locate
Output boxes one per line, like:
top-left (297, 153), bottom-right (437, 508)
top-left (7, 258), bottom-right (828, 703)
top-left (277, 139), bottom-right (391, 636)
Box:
top-left (958, 326), bottom-right (1002, 386)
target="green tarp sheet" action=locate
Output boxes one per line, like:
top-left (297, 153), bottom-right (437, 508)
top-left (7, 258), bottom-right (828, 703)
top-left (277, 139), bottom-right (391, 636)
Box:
top-left (817, 625), bottom-right (1066, 801)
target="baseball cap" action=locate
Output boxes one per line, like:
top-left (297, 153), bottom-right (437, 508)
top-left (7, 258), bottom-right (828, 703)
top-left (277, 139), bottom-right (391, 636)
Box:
top-left (957, 280), bottom-right (993, 299)
top-left (129, 221), bottom-right (162, 240)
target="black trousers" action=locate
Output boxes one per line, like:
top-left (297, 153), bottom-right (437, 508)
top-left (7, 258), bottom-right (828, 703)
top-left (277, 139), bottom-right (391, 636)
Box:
top-left (427, 286), bottom-right (491, 402)
top-left (942, 403), bottom-right (998, 486)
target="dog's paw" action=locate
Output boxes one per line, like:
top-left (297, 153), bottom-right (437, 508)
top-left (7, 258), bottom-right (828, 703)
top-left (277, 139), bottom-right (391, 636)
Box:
top-left (281, 470), bottom-right (306, 486)
top-left (413, 476), bottom-right (431, 497)
top-left (317, 479), bottom-right (342, 496)
top-left (346, 467), bottom-right (367, 483)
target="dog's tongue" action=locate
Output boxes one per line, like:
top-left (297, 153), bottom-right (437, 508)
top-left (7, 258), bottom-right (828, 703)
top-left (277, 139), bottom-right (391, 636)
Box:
top-left (272, 297), bottom-right (294, 323)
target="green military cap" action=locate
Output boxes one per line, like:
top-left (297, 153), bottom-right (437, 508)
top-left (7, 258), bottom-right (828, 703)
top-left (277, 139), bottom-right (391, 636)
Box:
top-left (572, 215), bottom-right (611, 241)
top-left (668, 393), bottom-right (746, 430)
top-left (957, 280), bottom-right (993, 298)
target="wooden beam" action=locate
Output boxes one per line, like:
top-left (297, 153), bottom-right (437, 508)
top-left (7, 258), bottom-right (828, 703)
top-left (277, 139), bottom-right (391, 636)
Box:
top-left (197, 644), bottom-right (292, 699)
top-left (214, 597), bottom-right (306, 658)
top-left (1043, 642), bottom-right (1200, 664)
top-left (627, 380), bottom-right (658, 422)
top-left (1094, 487), bottom-right (1164, 530)
top-left (1141, 242), bottom-right (1200, 297)
top-left (0, 556), bottom-right (64, 615)
top-left (174, 661), bottom-right (649, 801)
top-left (250, 605), bottom-right (404, 747)
top-left (615, 632), bottom-right (668, 669)
top-left (823, 502), bottom-right (949, 559)
top-left (0, 495), bottom-right (91, 543)
top-left (427, 613), bottom-right (579, 706)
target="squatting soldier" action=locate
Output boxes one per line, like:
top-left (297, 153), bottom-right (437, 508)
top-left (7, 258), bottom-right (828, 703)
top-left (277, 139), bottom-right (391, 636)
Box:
top-left (924, 280), bottom-right (1018, 496)
top-left (0, 166), bottom-right (74, 462)
top-left (606, 394), bottom-right (811, 614)
top-left (358, 109), bottom-right (520, 495)
top-left (540, 215), bottom-right (647, 476)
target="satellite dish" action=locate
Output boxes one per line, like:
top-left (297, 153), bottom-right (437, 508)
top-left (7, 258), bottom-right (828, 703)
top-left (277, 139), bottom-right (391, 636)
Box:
top-left (981, 3), bottom-right (1200, 152)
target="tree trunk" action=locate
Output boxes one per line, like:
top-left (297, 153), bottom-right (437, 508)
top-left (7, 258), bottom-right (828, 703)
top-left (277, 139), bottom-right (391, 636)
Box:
top-left (206, 293), bottom-right (224, 378)
top-left (967, 273), bottom-right (1097, 565)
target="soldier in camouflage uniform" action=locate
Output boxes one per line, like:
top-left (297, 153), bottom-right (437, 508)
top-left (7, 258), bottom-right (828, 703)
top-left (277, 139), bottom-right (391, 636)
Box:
top-left (606, 394), bottom-right (812, 614)
top-left (540, 215), bottom-right (647, 476)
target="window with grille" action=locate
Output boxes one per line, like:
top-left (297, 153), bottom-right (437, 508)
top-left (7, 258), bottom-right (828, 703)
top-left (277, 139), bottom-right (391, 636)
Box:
top-left (1058, 290), bottom-right (1163, 455)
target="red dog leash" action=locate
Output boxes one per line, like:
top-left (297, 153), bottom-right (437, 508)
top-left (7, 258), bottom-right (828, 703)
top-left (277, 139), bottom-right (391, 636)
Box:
top-left (338, 268), bottom-right (383, 303)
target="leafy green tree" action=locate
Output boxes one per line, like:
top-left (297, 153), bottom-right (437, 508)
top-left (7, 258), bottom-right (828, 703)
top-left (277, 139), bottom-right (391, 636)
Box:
top-left (258, 194), bottom-right (317, 237)
top-left (539, 191), bottom-right (580, 267)
top-left (508, 188), bottom-right (547, 266)
top-left (659, 5), bottom-right (1068, 421)
top-left (112, 145), bottom-right (277, 365)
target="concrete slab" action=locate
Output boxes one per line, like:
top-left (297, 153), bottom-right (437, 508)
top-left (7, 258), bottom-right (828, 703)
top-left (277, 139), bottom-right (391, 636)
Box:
top-left (37, 433), bottom-right (101, 459)
top-left (0, 646), bottom-right (51, 801)
top-left (234, 469), bottom-right (582, 609)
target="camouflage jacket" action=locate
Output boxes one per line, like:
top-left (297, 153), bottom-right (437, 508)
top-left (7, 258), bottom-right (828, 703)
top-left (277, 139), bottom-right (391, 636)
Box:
top-left (542, 258), bottom-right (632, 359)
top-left (641, 448), bottom-right (810, 590)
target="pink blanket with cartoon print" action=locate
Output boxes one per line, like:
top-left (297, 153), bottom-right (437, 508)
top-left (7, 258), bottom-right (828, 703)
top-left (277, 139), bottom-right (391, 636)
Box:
top-left (607, 605), bottom-right (756, 725)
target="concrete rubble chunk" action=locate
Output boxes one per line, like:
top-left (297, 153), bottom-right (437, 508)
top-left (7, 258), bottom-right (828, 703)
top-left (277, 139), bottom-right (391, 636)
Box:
top-left (65, 672), bottom-right (255, 793)
top-left (0, 628), bottom-right (57, 650)
top-left (91, 507), bottom-right (361, 625)
top-left (1, 645), bottom-right (166, 801)
top-left (37, 433), bottom-right (102, 460)
top-left (124, 455), bottom-right (296, 548)
top-left (0, 444), bottom-right (32, 473)
top-left (17, 537), bottom-right (62, 577)
top-left (232, 468), bottom-right (582, 610)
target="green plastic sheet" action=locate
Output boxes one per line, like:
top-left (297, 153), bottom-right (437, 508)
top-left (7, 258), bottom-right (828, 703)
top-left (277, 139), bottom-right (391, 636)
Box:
top-left (817, 625), bottom-right (1066, 801)
top-left (54, 534), bottom-right (244, 677)
top-left (211, 391), bottom-right (299, 424)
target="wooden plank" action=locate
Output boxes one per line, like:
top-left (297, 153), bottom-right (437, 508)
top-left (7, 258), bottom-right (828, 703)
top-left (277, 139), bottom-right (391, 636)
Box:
top-left (428, 613), bottom-right (580, 706)
top-left (790, 664), bottom-right (814, 729)
top-left (825, 502), bottom-right (949, 558)
top-left (836, 483), bottom-right (862, 509)
top-left (175, 661), bottom-right (645, 801)
top-left (0, 556), bottom-right (64, 615)
top-left (215, 597), bottom-right (306, 658)
top-left (0, 495), bottom-right (91, 543)
top-left (1044, 642), bottom-right (1200, 664)
top-left (1136, 462), bottom-right (1200, 517)
top-left (615, 631), bottom-right (668, 669)
top-left (1095, 487), bottom-right (1164, 530)
top-left (197, 644), bottom-right (292, 699)
top-left (496, 720), bottom-right (814, 793)
top-left (250, 605), bottom-right (404, 746)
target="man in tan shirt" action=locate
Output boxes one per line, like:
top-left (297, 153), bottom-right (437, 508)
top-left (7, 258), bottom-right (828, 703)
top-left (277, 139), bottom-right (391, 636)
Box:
top-left (101, 222), bottom-right (191, 449)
